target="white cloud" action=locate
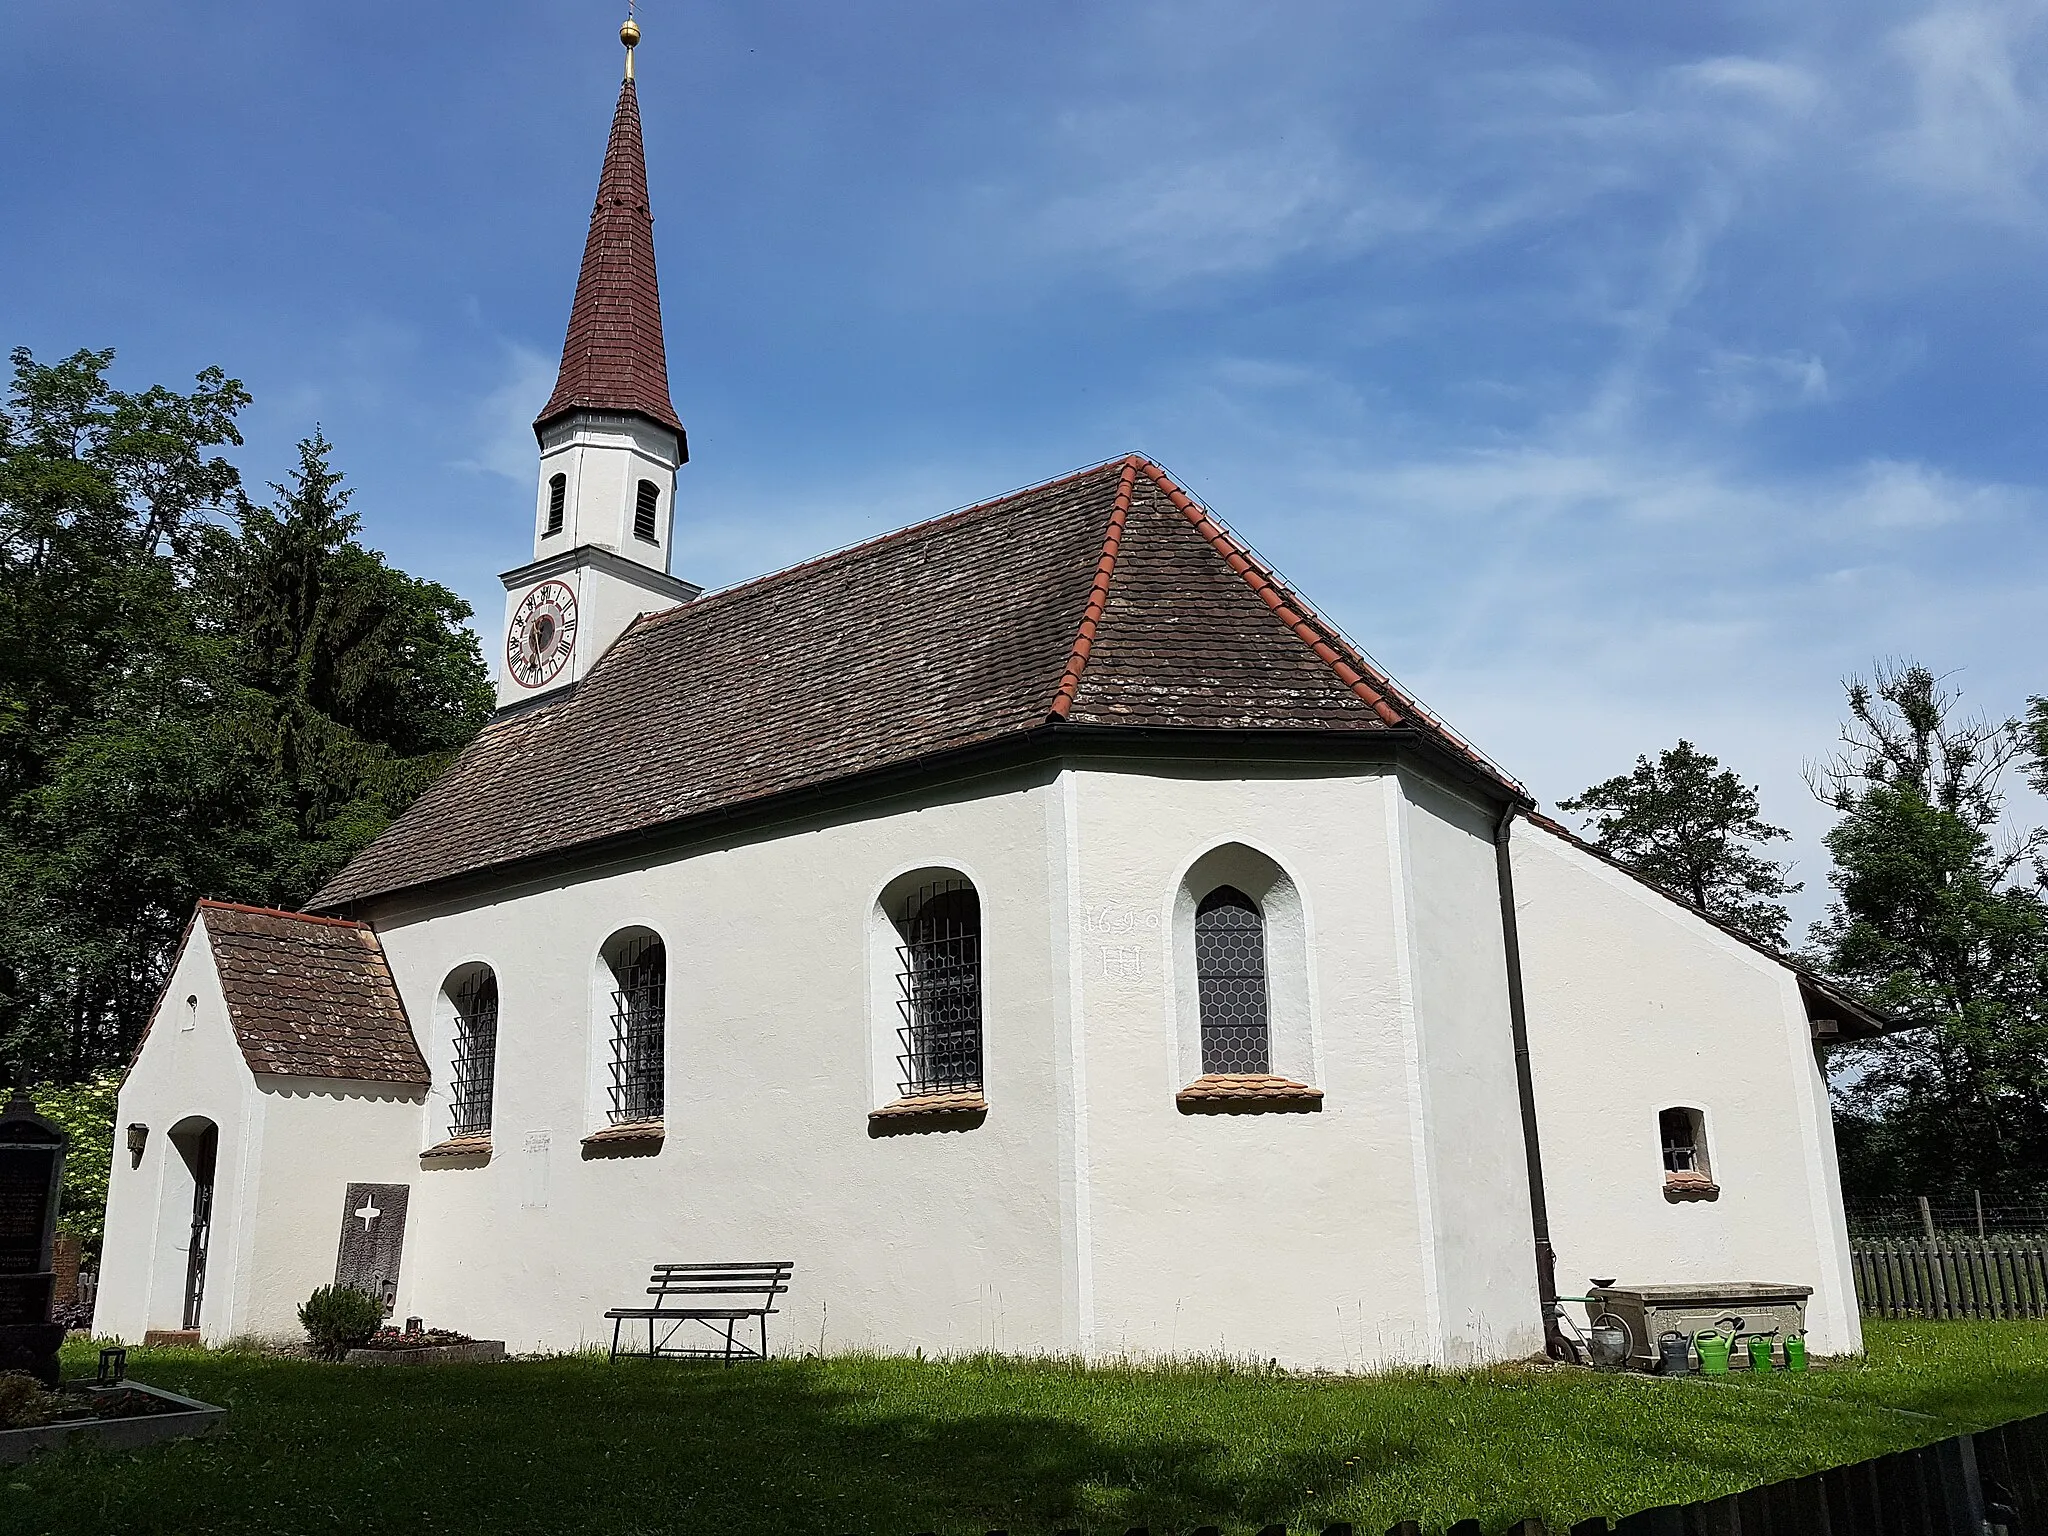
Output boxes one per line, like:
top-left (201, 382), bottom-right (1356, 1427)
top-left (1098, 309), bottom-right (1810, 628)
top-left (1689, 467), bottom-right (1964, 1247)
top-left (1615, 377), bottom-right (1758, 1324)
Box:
top-left (452, 342), bottom-right (554, 482)
top-left (1879, 0), bottom-right (2048, 224)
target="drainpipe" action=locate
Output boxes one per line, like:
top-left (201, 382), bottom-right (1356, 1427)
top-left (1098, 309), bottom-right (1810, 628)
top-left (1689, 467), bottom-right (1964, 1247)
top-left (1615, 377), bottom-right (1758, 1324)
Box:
top-left (1494, 804), bottom-right (1569, 1361)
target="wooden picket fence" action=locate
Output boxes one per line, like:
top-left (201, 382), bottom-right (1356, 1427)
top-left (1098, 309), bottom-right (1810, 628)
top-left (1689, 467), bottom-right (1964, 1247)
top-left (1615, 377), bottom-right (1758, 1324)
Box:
top-left (1852, 1236), bottom-right (2048, 1320)
top-left (909, 1404), bottom-right (2048, 1533)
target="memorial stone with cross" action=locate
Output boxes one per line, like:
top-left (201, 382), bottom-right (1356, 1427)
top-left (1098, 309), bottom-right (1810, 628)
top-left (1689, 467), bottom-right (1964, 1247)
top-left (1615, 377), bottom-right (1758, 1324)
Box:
top-left (0, 1086), bottom-right (70, 1386)
top-left (334, 1182), bottom-right (409, 1315)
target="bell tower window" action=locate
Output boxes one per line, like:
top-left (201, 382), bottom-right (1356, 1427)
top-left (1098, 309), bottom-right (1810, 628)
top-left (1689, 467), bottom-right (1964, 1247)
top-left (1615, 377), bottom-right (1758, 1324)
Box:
top-left (545, 474), bottom-right (566, 537)
top-left (634, 480), bottom-right (660, 543)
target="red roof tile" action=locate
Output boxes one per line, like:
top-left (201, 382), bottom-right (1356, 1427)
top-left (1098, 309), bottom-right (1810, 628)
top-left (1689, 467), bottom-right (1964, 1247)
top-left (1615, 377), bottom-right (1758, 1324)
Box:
top-left (200, 901), bottom-right (428, 1084)
top-left (534, 77), bottom-right (685, 443)
top-left (310, 457), bottom-right (1516, 910)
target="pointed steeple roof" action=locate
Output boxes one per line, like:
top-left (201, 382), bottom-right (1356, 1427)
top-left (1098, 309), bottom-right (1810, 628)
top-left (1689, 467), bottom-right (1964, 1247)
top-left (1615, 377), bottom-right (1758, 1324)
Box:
top-left (535, 74), bottom-right (687, 447)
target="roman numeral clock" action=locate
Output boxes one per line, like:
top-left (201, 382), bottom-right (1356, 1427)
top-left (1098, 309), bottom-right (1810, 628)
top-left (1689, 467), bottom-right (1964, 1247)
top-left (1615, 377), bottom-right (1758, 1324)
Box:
top-left (506, 580), bottom-right (579, 690)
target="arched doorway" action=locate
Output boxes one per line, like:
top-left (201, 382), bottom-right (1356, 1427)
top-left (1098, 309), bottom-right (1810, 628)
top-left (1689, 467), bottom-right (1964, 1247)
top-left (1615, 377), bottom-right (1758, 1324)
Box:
top-left (167, 1118), bottom-right (217, 1331)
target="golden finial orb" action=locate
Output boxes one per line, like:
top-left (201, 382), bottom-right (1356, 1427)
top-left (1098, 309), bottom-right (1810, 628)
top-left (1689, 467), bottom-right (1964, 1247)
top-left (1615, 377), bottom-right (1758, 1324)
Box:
top-left (621, 17), bottom-right (640, 48)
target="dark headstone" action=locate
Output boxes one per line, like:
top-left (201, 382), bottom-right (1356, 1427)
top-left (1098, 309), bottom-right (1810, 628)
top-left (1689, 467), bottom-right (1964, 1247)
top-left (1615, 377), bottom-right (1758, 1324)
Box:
top-left (0, 1087), bottom-right (69, 1386)
top-left (334, 1182), bottom-right (409, 1314)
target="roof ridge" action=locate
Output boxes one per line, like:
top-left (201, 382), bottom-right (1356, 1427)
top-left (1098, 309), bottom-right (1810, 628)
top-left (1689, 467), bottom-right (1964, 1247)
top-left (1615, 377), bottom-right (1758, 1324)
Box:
top-left (632, 456), bottom-right (1136, 635)
top-left (1047, 456), bottom-right (1143, 720)
top-left (1135, 461), bottom-right (1405, 727)
top-left (199, 898), bottom-right (368, 931)
top-left (1135, 460), bottom-right (1525, 795)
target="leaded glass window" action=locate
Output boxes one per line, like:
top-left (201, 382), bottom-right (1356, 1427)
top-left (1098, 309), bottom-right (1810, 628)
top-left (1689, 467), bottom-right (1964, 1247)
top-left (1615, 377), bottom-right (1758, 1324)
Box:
top-left (1196, 886), bottom-right (1269, 1074)
top-left (607, 935), bottom-right (666, 1124)
top-left (895, 882), bottom-right (982, 1096)
top-left (448, 969), bottom-right (498, 1139)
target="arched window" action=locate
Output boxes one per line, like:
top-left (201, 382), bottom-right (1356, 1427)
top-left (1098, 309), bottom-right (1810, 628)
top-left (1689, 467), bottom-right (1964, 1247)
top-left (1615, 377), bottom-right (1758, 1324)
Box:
top-left (1195, 886), bottom-right (1270, 1074)
top-left (545, 473), bottom-right (566, 536)
top-left (633, 479), bottom-right (660, 543)
top-left (448, 968), bottom-right (499, 1139)
top-left (893, 881), bottom-right (981, 1096)
top-left (604, 934), bottom-right (666, 1124)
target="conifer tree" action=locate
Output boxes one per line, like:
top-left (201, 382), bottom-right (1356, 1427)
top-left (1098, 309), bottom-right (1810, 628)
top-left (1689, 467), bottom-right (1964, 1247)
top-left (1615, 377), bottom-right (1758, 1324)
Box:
top-left (1557, 740), bottom-right (1799, 946)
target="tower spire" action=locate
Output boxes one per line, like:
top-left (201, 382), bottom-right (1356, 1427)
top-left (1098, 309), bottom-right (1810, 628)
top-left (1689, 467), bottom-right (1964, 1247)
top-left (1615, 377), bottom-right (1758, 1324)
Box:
top-left (533, 11), bottom-right (686, 448)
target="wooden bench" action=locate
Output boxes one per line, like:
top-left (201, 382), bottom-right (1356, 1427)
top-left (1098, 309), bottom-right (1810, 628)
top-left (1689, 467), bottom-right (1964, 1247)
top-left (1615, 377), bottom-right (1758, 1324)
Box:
top-left (604, 1261), bottom-right (794, 1365)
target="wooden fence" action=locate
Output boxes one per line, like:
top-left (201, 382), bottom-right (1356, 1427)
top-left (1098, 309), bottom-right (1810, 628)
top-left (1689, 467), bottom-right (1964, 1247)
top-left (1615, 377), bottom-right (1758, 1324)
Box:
top-left (912, 1406), bottom-right (2048, 1535)
top-left (1852, 1236), bottom-right (2048, 1320)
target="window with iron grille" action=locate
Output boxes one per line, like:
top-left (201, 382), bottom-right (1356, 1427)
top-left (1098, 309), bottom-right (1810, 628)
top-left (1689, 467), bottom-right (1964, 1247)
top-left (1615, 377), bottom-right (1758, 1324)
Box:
top-left (607, 935), bottom-right (666, 1123)
top-left (448, 969), bottom-right (499, 1139)
top-left (894, 882), bottom-right (982, 1096)
top-left (1195, 886), bottom-right (1270, 1074)
top-left (546, 473), bottom-right (566, 536)
top-left (633, 479), bottom-right (660, 543)
top-left (1660, 1107), bottom-right (1707, 1175)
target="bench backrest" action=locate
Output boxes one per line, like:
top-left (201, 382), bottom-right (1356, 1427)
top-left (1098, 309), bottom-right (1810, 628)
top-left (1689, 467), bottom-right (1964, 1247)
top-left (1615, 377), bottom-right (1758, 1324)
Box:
top-left (644, 1261), bottom-right (794, 1312)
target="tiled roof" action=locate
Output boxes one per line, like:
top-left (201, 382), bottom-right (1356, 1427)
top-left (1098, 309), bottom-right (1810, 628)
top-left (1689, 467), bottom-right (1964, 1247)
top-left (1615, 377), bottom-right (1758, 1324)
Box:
top-left (311, 457), bottom-right (1515, 911)
top-left (534, 77), bottom-right (685, 442)
top-left (200, 901), bottom-right (429, 1084)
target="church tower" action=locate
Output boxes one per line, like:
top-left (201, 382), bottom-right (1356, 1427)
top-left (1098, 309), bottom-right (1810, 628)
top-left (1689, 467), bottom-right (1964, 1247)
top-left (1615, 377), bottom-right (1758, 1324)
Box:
top-left (497, 15), bottom-right (700, 708)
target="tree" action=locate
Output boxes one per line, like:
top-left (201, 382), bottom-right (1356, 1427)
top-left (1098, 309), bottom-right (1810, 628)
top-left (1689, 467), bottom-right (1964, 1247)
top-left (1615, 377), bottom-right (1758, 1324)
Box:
top-left (196, 432), bottom-right (492, 897)
top-left (1556, 740), bottom-right (1800, 946)
top-left (0, 346), bottom-right (279, 1080)
top-left (0, 347), bottom-right (491, 1083)
top-left (1811, 663), bottom-right (2048, 1202)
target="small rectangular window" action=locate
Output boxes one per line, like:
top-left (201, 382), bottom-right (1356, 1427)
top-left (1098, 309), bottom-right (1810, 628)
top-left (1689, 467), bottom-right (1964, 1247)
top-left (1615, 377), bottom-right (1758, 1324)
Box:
top-left (1660, 1107), bottom-right (1708, 1175)
top-left (545, 474), bottom-right (566, 536)
top-left (633, 479), bottom-right (660, 543)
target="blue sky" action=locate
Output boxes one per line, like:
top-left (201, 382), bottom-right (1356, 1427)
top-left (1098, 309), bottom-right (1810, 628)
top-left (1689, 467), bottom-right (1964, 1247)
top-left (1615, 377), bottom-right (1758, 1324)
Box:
top-left (7, 0), bottom-right (2047, 934)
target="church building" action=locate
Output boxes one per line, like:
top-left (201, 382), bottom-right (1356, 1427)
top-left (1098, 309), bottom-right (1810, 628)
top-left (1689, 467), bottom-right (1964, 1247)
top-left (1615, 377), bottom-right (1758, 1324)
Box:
top-left (97, 21), bottom-right (1882, 1369)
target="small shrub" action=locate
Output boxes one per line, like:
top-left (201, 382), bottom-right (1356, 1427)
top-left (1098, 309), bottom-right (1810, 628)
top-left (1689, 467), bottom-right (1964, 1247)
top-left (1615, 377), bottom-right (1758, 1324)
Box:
top-left (298, 1285), bottom-right (385, 1360)
top-left (0, 1371), bottom-right (63, 1430)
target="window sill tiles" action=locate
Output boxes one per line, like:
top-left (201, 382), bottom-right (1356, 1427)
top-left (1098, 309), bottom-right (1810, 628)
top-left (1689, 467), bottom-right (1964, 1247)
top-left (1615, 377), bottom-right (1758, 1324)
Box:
top-left (421, 1134), bottom-right (491, 1162)
top-left (868, 1091), bottom-right (988, 1135)
top-left (1664, 1172), bottom-right (1720, 1203)
top-left (584, 1120), bottom-right (665, 1147)
top-left (1176, 1074), bottom-right (1324, 1114)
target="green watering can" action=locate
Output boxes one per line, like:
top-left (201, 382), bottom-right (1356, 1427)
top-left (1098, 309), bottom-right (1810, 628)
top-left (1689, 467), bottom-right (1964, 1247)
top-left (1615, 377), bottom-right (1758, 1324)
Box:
top-left (1786, 1334), bottom-right (1809, 1373)
top-left (1747, 1335), bottom-right (1776, 1372)
top-left (1695, 1329), bottom-right (1731, 1376)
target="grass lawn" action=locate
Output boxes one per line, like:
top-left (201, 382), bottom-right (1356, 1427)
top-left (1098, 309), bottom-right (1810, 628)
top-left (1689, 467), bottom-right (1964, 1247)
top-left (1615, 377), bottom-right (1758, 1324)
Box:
top-left (5, 1320), bottom-right (2048, 1535)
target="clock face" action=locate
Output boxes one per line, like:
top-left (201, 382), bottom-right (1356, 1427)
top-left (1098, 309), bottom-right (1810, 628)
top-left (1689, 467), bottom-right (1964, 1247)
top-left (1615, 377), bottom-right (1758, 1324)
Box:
top-left (506, 580), bottom-right (578, 689)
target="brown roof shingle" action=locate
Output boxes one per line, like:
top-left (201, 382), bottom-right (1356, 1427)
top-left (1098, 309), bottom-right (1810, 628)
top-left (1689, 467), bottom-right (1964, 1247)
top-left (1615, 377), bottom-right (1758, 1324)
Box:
top-left (311, 457), bottom-right (1514, 911)
top-left (201, 901), bottom-right (429, 1084)
top-left (534, 76), bottom-right (685, 442)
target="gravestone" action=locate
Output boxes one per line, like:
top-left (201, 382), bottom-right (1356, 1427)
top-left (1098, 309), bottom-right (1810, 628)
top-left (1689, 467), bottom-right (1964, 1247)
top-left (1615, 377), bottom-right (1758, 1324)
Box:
top-left (0, 1087), bottom-right (68, 1386)
top-left (333, 1183), bottom-right (409, 1316)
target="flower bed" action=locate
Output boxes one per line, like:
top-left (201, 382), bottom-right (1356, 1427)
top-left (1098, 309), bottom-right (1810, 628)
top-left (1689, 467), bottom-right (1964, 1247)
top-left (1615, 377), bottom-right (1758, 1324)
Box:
top-left (343, 1324), bottom-right (505, 1366)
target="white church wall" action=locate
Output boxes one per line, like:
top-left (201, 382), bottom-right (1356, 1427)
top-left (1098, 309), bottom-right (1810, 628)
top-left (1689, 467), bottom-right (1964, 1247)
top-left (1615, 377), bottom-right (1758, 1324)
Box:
top-left (1392, 773), bottom-right (1546, 1365)
top-left (367, 765), bottom-right (1073, 1359)
top-left (239, 1077), bottom-right (428, 1339)
top-left (99, 921), bottom-right (259, 1343)
top-left (1065, 763), bottom-right (1472, 1370)
top-left (1508, 821), bottom-right (1863, 1358)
